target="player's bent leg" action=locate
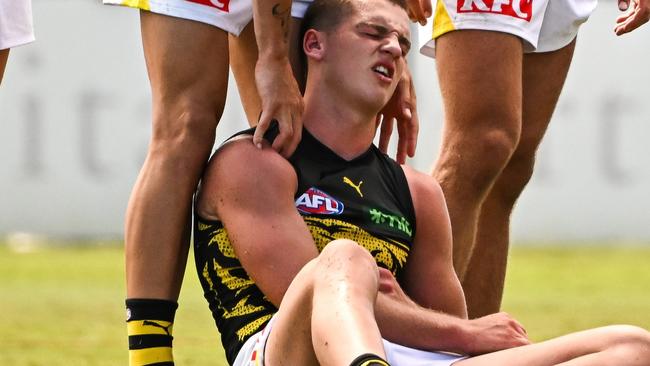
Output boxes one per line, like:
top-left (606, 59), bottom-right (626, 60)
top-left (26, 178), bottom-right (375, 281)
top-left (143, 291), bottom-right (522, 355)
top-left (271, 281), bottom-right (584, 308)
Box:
top-left (0, 48), bottom-right (9, 84)
top-left (463, 40), bottom-right (578, 318)
top-left (453, 325), bottom-right (650, 366)
top-left (432, 30), bottom-right (524, 280)
top-left (265, 240), bottom-right (388, 366)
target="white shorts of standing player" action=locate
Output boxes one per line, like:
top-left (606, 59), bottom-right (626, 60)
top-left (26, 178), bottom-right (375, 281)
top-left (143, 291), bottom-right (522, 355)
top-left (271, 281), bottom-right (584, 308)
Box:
top-left (102, 0), bottom-right (313, 36)
top-left (0, 0), bottom-right (35, 50)
top-left (419, 0), bottom-right (598, 57)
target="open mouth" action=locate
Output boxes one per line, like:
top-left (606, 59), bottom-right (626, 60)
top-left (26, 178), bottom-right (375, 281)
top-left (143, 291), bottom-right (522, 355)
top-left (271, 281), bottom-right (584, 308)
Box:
top-left (373, 63), bottom-right (394, 80)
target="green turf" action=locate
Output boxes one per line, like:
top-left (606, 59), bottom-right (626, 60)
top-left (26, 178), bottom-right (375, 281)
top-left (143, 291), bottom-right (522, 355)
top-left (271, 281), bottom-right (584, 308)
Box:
top-left (0, 243), bottom-right (649, 365)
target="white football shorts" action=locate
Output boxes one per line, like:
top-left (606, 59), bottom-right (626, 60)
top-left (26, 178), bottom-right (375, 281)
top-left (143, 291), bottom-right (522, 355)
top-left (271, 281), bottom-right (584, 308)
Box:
top-left (0, 0), bottom-right (35, 50)
top-left (103, 0), bottom-right (313, 36)
top-left (419, 0), bottom-right (597, 57)
top-left (233, 315), bottom-right (467, 366)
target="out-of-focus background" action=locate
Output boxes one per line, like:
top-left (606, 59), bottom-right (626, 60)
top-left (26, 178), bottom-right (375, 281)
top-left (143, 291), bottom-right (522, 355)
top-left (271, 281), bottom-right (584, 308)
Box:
top-left (0, 0), bottom-right (648, 365)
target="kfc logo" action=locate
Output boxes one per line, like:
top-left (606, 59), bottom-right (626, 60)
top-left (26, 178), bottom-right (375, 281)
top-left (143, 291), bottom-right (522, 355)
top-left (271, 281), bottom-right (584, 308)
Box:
top-left (457, 0), bottom-right (532, 21)
top-left (186, 0), bottom-right (230, 12)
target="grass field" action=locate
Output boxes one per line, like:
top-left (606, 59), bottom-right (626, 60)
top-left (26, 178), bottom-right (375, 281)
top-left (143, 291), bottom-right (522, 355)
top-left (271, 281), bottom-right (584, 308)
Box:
top-left (1, 243), bottom-right (649, 365)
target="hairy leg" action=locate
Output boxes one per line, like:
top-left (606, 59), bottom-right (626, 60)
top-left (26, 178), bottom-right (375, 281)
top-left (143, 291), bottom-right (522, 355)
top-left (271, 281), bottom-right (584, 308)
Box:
top-left (126, 11), bottom-right (229, 300)
top-left (455, 325), bottom-right (650, 366)
top-left (463, 40), bottom-right (577, 317)
top-left (229, 17), bottom-right (305, 126)
top-left (265, 240), bottom-right (386, 366)
top-left (433, 30), bottom-right (523, 280)
top-left (0, 48), bottom-right (9, 84)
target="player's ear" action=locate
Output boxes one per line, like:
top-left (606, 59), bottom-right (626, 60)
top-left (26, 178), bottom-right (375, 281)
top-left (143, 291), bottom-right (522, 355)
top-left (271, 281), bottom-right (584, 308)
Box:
top-left (303, 29), bottom-right (326, 61)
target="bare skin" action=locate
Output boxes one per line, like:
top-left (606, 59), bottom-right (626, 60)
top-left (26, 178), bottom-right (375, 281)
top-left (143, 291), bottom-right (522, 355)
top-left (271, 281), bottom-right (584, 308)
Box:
top-left (431, 0), bottom-right (650, 319)
top-left (0, 49), bottom-right (9, 85)
top-left (461, 41), bottom-right (577, 318)
top-left (194, 2), bottom-right (650, 364)
top-left (229, 6), bottom-right (421, 164)
top-left (615, 0), bottom-right (650, 35)
top-left (126, 0), bottom-right (302, 301)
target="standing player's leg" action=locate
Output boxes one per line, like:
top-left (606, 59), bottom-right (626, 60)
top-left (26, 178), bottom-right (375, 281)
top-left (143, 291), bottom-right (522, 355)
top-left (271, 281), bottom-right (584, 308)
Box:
top-left (462, 40), bottom-right (577, 318)
top-left (125, 11), bottom-right (229, 365)
top-left (432, 30), bottom-right (523, 286)
top-left (0, 49), bottom-right (9, 84)
top-left (264, 240), bottom-right (388, 366)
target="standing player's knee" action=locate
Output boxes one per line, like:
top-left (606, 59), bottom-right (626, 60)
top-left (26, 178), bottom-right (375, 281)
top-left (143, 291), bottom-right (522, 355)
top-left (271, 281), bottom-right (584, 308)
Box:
top-left (450, 127), bottom-right (519, 195)
top-left (491, 153), bottom-right (536, 207)
top-left (148, 98), bottom-right (219, 172)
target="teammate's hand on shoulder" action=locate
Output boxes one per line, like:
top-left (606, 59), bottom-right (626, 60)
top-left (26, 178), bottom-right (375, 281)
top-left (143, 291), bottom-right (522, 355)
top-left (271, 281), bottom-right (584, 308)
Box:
top-left (253, 55), bottom-right (304, 158)
top-left (378, 66), bottom-right (419, 164)
top-left (461, 312), bottom-right (530, 355)
top-left (615, 0), bottom-right (650, 35)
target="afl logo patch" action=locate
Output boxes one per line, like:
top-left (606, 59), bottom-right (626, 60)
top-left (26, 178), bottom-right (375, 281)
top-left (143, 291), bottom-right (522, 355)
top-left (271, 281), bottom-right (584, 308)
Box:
top-left (295, 188), bottom-right (345, 215)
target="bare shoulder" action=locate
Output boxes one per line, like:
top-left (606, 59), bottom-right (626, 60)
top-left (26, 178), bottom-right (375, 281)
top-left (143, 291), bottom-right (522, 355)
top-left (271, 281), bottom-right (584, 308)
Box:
top-left (196, 135), bottom-right (298, 220)
top-left (400, 164), bottom-right (445, 210)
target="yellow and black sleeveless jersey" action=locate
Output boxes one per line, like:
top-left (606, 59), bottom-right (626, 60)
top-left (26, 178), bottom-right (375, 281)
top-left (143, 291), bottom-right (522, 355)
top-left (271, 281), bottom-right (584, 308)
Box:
top-left (193, 127), bottom-right (416, 365)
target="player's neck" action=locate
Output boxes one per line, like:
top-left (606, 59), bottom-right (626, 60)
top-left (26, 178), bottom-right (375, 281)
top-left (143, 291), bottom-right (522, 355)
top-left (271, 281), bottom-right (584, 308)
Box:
top-left (303, 88), bottom-right (377, 161)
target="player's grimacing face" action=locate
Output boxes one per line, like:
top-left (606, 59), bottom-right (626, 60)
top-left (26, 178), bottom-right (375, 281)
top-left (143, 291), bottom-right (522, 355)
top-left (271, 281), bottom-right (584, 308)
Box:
top-left (327, 1), bottom-right (411, 107)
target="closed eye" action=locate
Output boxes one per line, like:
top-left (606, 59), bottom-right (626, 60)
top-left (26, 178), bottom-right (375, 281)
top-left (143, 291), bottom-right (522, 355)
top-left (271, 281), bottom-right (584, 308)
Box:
top-left (356, 22), bottom-right (411, 56)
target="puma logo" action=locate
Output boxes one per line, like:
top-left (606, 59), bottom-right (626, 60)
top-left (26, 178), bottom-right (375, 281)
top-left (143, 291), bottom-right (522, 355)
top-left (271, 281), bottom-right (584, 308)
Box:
top-left (343, 177), bottom-right (364, 197)
top-left (143, 320), bottom-right (172, 336)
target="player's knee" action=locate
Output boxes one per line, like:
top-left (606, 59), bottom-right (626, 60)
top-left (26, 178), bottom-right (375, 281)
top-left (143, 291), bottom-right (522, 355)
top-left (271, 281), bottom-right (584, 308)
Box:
top-left (463, 128), bottom-right (519, 190)
top-left (609, 325), bottom-right (650, 347)
top-left (318, 240), bottom-right (378, 280)
top-left (150, 99), bottom-right (218, 159)
top-left (492, 154), bottom-right (536, 206)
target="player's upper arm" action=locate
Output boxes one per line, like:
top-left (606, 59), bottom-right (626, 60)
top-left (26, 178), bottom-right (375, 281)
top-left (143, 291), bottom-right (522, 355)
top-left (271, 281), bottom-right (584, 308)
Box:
top-left (400, 165), bottom-right (467, 319)
top-left (196, 137), bottom-right (319, 306)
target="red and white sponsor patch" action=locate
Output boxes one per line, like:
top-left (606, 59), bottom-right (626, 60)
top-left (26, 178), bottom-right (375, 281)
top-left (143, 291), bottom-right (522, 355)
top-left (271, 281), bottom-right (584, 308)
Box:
top-left (185, 0), bottom-right (230, 12)
top-left (457, 0), bottom-right (533, 21)
top-left (295, 188), bottom-right (345, 215)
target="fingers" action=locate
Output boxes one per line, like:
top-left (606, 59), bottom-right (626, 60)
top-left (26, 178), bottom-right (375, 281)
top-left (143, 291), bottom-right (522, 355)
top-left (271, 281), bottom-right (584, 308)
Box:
top-left (407, 0), bottom-right (433, 25)
top-left (615, 0), bottom-right (650, 35)
top-left (271, 110), bottom-right (298, 158)
top-left (378, 115), bottom-right (395, 154)
top-left (253, 112), bottom-right (272, 150)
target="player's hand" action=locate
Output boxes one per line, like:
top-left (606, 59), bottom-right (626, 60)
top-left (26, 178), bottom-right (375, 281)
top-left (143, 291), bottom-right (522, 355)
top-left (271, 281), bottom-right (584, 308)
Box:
top-left (460, 312), bottom-right (531, 355)
top-left (377, 66), bottom-right (419, 165)
top-left (615, 0), bottom-right (650, 35)
top-left (253, 56), bottom-right (304, 158)
top-left (406, 0), bottom-right (433, 25)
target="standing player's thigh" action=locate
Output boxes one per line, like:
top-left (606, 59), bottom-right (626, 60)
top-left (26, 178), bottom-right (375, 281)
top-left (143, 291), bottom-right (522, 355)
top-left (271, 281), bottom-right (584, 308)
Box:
top-left (140, 11), bottom-right (230, 119)
top-left (435, 30), bottom-right (523, 133)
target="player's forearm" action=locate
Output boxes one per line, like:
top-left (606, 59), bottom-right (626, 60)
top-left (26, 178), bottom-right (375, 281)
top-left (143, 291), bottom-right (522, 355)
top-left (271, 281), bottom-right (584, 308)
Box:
top-left (252, 0), bottom-right (292, 61)
top-left (374, 291), bottom-right (470, 354)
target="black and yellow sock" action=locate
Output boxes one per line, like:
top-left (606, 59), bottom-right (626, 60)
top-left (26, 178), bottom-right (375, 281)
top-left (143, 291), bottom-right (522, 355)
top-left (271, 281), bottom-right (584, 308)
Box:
top-left (349, 353), bottom-right (391, 366)
top-left (126, 298), bottom-right (178, 366)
